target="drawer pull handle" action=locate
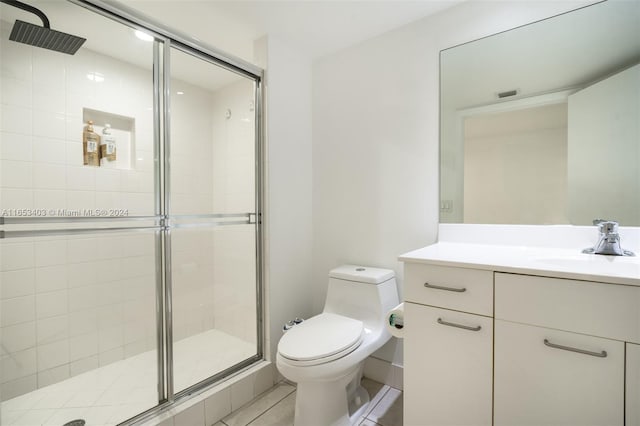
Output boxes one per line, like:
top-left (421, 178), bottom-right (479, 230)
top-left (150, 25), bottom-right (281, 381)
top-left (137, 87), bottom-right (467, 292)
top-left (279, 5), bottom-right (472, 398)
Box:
top-left (437, 318), bottom-right (482, 332)
top-left (543, 339), bottom-right (607, 358)
top-left (424, 282), bottom-right (466, 292)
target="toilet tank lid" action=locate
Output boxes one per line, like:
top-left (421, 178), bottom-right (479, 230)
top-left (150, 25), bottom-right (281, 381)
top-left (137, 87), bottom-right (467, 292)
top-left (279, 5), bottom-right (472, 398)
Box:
top-left (329, 265), bottom-right (395, 284)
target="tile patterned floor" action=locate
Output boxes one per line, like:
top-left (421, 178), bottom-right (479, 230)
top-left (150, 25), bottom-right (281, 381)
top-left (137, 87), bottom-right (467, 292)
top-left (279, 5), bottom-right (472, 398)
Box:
top-left (1, 330), bottom-right (255, 426)
top-left (215, 379), bottom-right (403, 426)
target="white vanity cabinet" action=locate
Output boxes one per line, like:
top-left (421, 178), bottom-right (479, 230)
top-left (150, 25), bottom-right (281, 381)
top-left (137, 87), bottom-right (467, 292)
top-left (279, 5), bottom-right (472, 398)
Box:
top-left (402, 249), bottom-right (640, 426)
top-left (494, 320), bottom-right (624, 426)
top-left (628, 343), bottom-right (640, 426)
top-left (404, 264), bottom-right (493, 426)
top-left (493, 272), bottom-right (640, 425)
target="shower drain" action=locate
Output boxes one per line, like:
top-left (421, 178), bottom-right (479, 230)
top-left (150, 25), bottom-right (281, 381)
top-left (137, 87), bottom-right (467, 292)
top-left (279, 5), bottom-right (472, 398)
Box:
top-left (63, 420), bottom-right (86, 426)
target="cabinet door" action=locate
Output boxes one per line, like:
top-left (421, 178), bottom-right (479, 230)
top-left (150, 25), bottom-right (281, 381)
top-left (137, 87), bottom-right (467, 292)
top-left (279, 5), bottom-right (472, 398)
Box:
top-left (404, 303), bottom-right (493, 426)
top-left (495, 320), bottom-right (624, 426)
top-left (629, 343), bottom-right (640, 426)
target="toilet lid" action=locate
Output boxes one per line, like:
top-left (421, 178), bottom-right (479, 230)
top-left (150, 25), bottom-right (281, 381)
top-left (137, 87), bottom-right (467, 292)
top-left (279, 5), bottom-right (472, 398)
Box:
top-left (278, 313), bottom-right (364, 364)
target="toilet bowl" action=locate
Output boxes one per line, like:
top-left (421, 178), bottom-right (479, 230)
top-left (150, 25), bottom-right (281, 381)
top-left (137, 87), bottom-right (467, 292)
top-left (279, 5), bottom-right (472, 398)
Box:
top-left (276, 265), bottom-right (399, 426)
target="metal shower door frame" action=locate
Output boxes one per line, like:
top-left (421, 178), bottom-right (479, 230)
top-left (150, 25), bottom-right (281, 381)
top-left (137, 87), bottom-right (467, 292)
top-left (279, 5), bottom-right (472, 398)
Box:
top-left (65, 0), bottom-right (266, 421)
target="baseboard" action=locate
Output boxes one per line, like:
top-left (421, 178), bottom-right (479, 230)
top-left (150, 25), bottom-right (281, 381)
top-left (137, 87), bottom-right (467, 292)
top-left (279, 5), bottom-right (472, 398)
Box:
top-left (363, 356), bottom-right (403, 390)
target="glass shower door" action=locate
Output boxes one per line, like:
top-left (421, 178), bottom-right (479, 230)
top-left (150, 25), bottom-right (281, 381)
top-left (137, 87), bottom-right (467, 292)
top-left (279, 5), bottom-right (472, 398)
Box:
top-left (167, 47), bottom-right (260, 394)
top-left (0, 2), bottom-right (163, 424)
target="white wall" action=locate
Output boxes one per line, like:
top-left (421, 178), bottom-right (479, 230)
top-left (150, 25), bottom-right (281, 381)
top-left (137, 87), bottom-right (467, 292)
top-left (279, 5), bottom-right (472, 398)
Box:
top-left (463, 104), bottom-right (569, 225)
top-left (254, 36), bottom-right (314, 362)
top-left (568, 63), bottom-right (640, 226)
top-left (312, 0), bottom-right (595, 366)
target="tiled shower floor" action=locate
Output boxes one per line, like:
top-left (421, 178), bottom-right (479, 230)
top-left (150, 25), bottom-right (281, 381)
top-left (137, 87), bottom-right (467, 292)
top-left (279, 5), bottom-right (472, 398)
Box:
top-left (1, 329), bottom-right (255, 426)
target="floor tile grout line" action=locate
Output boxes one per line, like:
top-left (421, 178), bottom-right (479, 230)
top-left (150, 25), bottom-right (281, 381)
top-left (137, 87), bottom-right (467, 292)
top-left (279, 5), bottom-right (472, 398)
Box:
top-left (243, 388), bottom-right (296, 426)
top-left (363, 384), bottom-right (391, 420)
top-left (222, 384), bottom-right (295, 426)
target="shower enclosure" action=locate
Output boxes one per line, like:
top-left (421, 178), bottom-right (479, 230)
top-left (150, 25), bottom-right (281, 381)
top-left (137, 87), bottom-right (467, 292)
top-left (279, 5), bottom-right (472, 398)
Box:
top-left (0, 1), bottom-right (263, 425)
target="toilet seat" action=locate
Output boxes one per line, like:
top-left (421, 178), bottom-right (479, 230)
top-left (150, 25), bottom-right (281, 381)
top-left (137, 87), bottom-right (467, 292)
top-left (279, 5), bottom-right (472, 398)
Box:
top-left (278, 313), bottom-right (364, 366)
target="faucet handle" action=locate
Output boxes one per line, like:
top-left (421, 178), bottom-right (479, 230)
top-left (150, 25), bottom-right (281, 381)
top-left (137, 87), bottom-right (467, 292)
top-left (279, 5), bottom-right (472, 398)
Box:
top-left (597, 220), bottom-right (619, 235)
top-left (592, 219), bottom-right (607, 226)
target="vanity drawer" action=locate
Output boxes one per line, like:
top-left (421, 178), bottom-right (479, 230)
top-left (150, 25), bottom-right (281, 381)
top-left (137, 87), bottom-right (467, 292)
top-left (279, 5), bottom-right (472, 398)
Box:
top-left (495, 273), bottom-right (640, 343)
top-left (405, 263), bottom-right (493, 316)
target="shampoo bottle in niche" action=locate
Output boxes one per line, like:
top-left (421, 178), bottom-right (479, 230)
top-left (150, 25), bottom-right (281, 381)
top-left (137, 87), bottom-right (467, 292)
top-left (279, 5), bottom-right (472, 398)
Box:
top-left (83, 120), bottom-right (101, 166)
top-left (100, 123), bottom-right (116, 163)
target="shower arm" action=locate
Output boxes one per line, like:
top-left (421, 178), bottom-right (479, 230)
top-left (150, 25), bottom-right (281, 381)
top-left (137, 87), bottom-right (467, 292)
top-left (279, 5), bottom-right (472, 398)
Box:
top-left (0, 0), bottom-right (50, 28)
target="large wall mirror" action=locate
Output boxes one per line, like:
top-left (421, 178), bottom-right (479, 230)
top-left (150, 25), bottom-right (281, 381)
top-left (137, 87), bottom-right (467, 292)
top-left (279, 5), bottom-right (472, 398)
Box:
top-left (440, 0), bottom-right (640, 226)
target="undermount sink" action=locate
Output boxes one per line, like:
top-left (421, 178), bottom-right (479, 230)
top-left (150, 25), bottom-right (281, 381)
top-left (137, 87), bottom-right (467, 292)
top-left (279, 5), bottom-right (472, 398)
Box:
top-left (533, 254), bottom-right (640, 277)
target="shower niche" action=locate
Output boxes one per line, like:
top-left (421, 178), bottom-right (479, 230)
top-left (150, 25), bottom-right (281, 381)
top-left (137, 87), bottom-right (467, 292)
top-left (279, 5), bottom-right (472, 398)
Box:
top-left (83, 108), bottom-right (135, 170)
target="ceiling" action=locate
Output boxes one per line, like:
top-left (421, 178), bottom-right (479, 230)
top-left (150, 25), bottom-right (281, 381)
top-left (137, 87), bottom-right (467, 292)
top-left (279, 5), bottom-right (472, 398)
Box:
top-left (0, 0), bottom-right (462, 91)
top-left (123, 0), bottom-right (463, 62)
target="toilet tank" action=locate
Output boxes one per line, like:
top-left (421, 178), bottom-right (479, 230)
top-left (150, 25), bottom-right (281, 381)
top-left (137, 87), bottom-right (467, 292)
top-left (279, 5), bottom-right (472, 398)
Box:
top-left (324, 265), bottom-right (399, 328)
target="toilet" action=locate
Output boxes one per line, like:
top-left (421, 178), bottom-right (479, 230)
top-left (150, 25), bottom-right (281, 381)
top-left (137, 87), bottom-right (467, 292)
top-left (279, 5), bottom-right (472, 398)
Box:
top-left (276, 265), bottom-right (399, 426)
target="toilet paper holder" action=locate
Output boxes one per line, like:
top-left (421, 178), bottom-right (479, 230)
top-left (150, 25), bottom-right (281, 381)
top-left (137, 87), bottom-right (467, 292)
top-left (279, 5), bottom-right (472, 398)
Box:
top-left (389, 313), bottom-right (403, 329)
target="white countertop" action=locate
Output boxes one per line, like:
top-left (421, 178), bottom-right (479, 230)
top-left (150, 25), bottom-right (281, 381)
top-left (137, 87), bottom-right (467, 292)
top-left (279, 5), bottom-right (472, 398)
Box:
top-left (400, 242), bottom-right (640, 287)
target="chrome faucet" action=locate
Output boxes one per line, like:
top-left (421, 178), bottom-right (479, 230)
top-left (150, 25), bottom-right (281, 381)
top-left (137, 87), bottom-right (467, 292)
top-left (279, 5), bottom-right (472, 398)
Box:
top-left (582, 219), bottom-right (635, 256)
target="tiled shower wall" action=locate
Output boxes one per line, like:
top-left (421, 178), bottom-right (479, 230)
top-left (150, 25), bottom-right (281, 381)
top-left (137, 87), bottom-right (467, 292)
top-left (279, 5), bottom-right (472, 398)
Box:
top-left (0, 21), bottom-right (256, 400)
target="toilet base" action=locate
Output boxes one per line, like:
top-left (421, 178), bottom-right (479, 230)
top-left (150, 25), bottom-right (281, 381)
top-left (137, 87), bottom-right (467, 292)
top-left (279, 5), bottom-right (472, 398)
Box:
top-left (293, 366), bottom-right (370, 426)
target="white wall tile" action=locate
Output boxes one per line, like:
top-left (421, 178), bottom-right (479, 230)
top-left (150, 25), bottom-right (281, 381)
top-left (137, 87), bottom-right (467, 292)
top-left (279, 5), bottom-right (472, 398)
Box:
top-left (95, 169), bottom-right (121, 191)
top-left (65, 141), bottom-right (84, 165)
top-left (94, 191), bottom-right (121, 210)
top-left (67, 238), bottom-right (102, 263)
top-left (68, 309), bottom-right (98, 337)
top-left (1, 160), bottom-right (33, 188)
top-left (0, 321), bottom-right (36, 354)
top-left (35, 265), bottom-right (67, 294)
top-left (35, 240), bottom-right (67, 267)
top-left (65, 115), bottom-right (84, 143)
top-left (96, 237), bottom-right (123, 260)
top-left (0, 105), bottom-right (32, 135)
top-left (68, 285), bottom-right (98, 312)
top-left (37, 364), bottom-right (70, 388)
top-left (0, 39), bottom-right (32, 82)
top-left (32, 49), bottom-right (65, 93)
top-left (98, 346), bottom-right (123, 366)
top-left (69, 355), bottom-right (98, 377)
top-left (98, 325), bottom-right (123, 353)
top-left (33, 137), bottom-right (67, 164)
top-left (68, 333), bottom-right (98, 363)
top-left (34, 189), bottom-right (66, 210)
top-left (1, 295), bottom-right (35, 326)
top-left (205, 386), bottom-right (232, 426)
top-left (33, 162), bottom-right (66, 189)
top-left (0, 241), bottom-right (34, 272)
top-left (32, 88), bottom-right (66, 115)
top-left (1, 269), bottom-right (35, 299)
top-left (1, 348), bottom-right (36, 383)
top-left (66, 190), bottom-right (95, 210)
top-left (36, 290), bottom-right (68, 320)
top-left (66, 166), bottom-right (96, 191)
top-left (0, 132), bottom-right (32, 161)
top-left (67, 261), bottom-right (99, 288)
top-left (230, 374), bottom-right (254, 411)
top-left (37, 315), bottom-right (69, 345)
top-left (32, 111), bottom-right (66, 140)
top-left (0, 374), bottom-right (37, 401)
top-left (0, 188), bottom-right (34, 210)
top-left (173, 400), bottom-right (205, 426)
top-left (37, 339), bottom-right (69, 370)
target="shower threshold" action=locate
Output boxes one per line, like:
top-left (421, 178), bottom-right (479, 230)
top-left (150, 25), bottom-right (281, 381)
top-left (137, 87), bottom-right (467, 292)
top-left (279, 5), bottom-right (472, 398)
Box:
top-left (2, 329), bottom-right (255, 426)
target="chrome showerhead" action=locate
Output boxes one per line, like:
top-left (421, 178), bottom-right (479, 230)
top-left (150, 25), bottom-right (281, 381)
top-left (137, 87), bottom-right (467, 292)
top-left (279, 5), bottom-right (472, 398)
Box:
top-left (1, 0), bottom-right (86, 55)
